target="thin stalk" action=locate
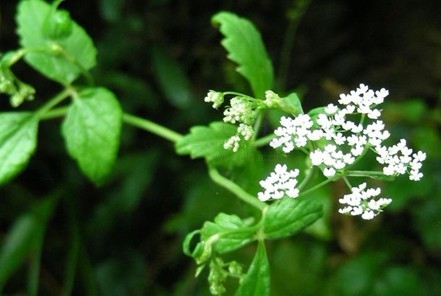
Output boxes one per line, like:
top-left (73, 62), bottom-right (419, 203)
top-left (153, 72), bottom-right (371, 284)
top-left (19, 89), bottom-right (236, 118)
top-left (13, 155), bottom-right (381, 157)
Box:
top-left (123, 113), bottom-right (183, 143)
top-left (208, 167), bottom-right (266, 211)
top-left (33, 89), bottom-right (71, 120)
top-left (252, 111), bottom-right (264, 141)
top-left (298, 166), bottom-right (315, 191)
top-left (277, 0), bottom-right (311, 90)
top-left (253, 133), bottom-right (275, 148)
top-left (346, 170), bottom-right (395, 181)
top-left (40, 106), bottom-right (68, 120)
top-left (297, 178), bottom-right (332, 198)
top-left (342, 176), bottom-right (353, 190)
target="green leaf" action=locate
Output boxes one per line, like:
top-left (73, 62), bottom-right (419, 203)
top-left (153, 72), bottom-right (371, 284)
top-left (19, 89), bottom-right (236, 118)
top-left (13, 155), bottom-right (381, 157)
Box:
top-left (151, 46), bottom-right (192, 109)
top-left (279, 92), bottom-right (303, 115)
top-left (0, 196), bottom-right (56, 290)
top-left (17, 0), bottom-right (96, 84)
top-left (0, 112), bottom-right (38, 185)
top-left (62, 87), bottom-right (122, 184)
top-left (212, 11), bottom-right (273, 98)
top-left (263, 198), bottom-right (322, 239)
top-left (235, 241), bottom-right (270, 296)
top-left (201, 213), bottom-right (256, 254)
top-left (175, 121), bottom-right (254, 167)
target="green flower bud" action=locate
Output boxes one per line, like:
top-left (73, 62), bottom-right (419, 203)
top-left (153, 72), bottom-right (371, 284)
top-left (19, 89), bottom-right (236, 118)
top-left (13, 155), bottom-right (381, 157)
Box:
top-left (42, 9), bottom-right (73, 40)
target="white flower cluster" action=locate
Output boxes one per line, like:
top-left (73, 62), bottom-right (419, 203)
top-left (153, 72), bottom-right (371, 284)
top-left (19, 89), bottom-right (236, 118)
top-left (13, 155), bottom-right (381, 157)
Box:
top-left (258, 164), bottom-right (300, 201)
top-left (221, 96), bottom-right (257, 152)
top-left (205, 91), bottom-right (257, 152)
top-left (258, 84), bottom-right (426, 219)
top-left (338, 183), bottom-right (392, 220)
top-left (375, 139), bottom-right (426, 181)
top-left (269, 84), bottom-right (426, 181)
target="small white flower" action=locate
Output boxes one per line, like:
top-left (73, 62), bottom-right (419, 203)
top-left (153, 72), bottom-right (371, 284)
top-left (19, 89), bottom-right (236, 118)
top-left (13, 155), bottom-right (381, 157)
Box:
top-left (325, 103), bottom-right (339, 115)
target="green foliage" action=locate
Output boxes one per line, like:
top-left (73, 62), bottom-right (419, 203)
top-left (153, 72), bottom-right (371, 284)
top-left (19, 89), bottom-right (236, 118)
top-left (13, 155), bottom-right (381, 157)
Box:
top-left (0, 197), bottom-right (56, 290)
top-left (0, 1), bottom-right (439, 296)
top-left (263, 197), bottom-right (322, 239)
top-left (212, 12), bottom-right (274, 98)
top-left (62, 87), bottom-right (122, 184)
top-left (200, 213), bottom-right (256, 254)
top-left (0, 113), bottom-right (38, 185)
top-left (176, 121), bottom-right (257, 168)
top-left (17, 0), bottom-right (96, 84)
top-left (235, 241), bottom-right (270, 296)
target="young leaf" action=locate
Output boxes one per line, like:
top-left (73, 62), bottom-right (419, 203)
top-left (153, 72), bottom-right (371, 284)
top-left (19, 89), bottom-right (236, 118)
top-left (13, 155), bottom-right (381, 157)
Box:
top-left (212, 12), bottom-right (273, 98)
top-left (263, 198), bottom-right (322, 240)
top-left (0, 112), bottom-right (38, 185)
top-left (235, 241), bottom-right (270, 296)
top-left (0, 196), bottom-right (56, 290)
top-left (175, 121), bottom-right (254, 168)
top-left (62, 87), bottom-right (122, 185)
top-left (279, 92), bottom-right (303, 115)
top-left (201, 213), bottom-right (256, 254)
top-left (16, 0), bottom-right (96, 84)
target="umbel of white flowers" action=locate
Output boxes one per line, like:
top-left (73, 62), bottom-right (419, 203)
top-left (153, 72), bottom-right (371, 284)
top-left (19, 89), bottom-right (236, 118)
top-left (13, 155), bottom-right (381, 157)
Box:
top-left (259, 84), bottom-right (426, 220)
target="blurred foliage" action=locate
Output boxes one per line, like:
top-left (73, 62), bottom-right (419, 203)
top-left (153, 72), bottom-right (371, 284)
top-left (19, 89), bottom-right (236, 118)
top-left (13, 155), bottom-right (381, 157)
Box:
top-left (0, 0), bottom-right (440, 295)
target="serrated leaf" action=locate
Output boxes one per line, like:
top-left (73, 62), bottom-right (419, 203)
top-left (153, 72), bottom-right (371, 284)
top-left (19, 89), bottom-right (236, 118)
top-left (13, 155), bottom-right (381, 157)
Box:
top-left (62, 87), bottom-right (122, 185)
top-left (201, 213), bottom-right (256, 254)
top-left (263, 198), bottom-right (322, 239)
top-left (0, 112), bottom-right (38, 185)
top-left (235, 241), bottom-right (270, 296)
top-left (212, 11), bottom-right (273, 98)
top-left (151, 46), bottom-right (192, 108)
top-left (0, 196), bottom-right (56, 290)
top-left (175, 121), bottom-right (254, 167)
top-left (17, 0), bottom-right (96, 84)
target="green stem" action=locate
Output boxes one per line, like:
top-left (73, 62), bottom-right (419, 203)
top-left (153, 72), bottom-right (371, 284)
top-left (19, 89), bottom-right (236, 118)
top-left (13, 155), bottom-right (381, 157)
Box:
top-left (342, 176), bottom-right (352, 190)
top-left (298, 166), bottom-right (315, 191)
top-left (33, 89), bottom-right (71, 120)
top-left (208, 167), bottom-right (266, 211)
top-left (252, 111), bottom-right (264, 141)
top-left (253, 133), bottom-right (275, 148)
top-left (222, 91), bottom-right (255, 101)
top-left (123, 113), bottom-right (183, 143)
top-left (345, 170), bottom-right (395, 181)
top-left (40, 106), bottom-right (69, 120)
top-left (297, 178), bottom-right (332, 198)
top-left (277, 0), bottom-right (311, 90)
